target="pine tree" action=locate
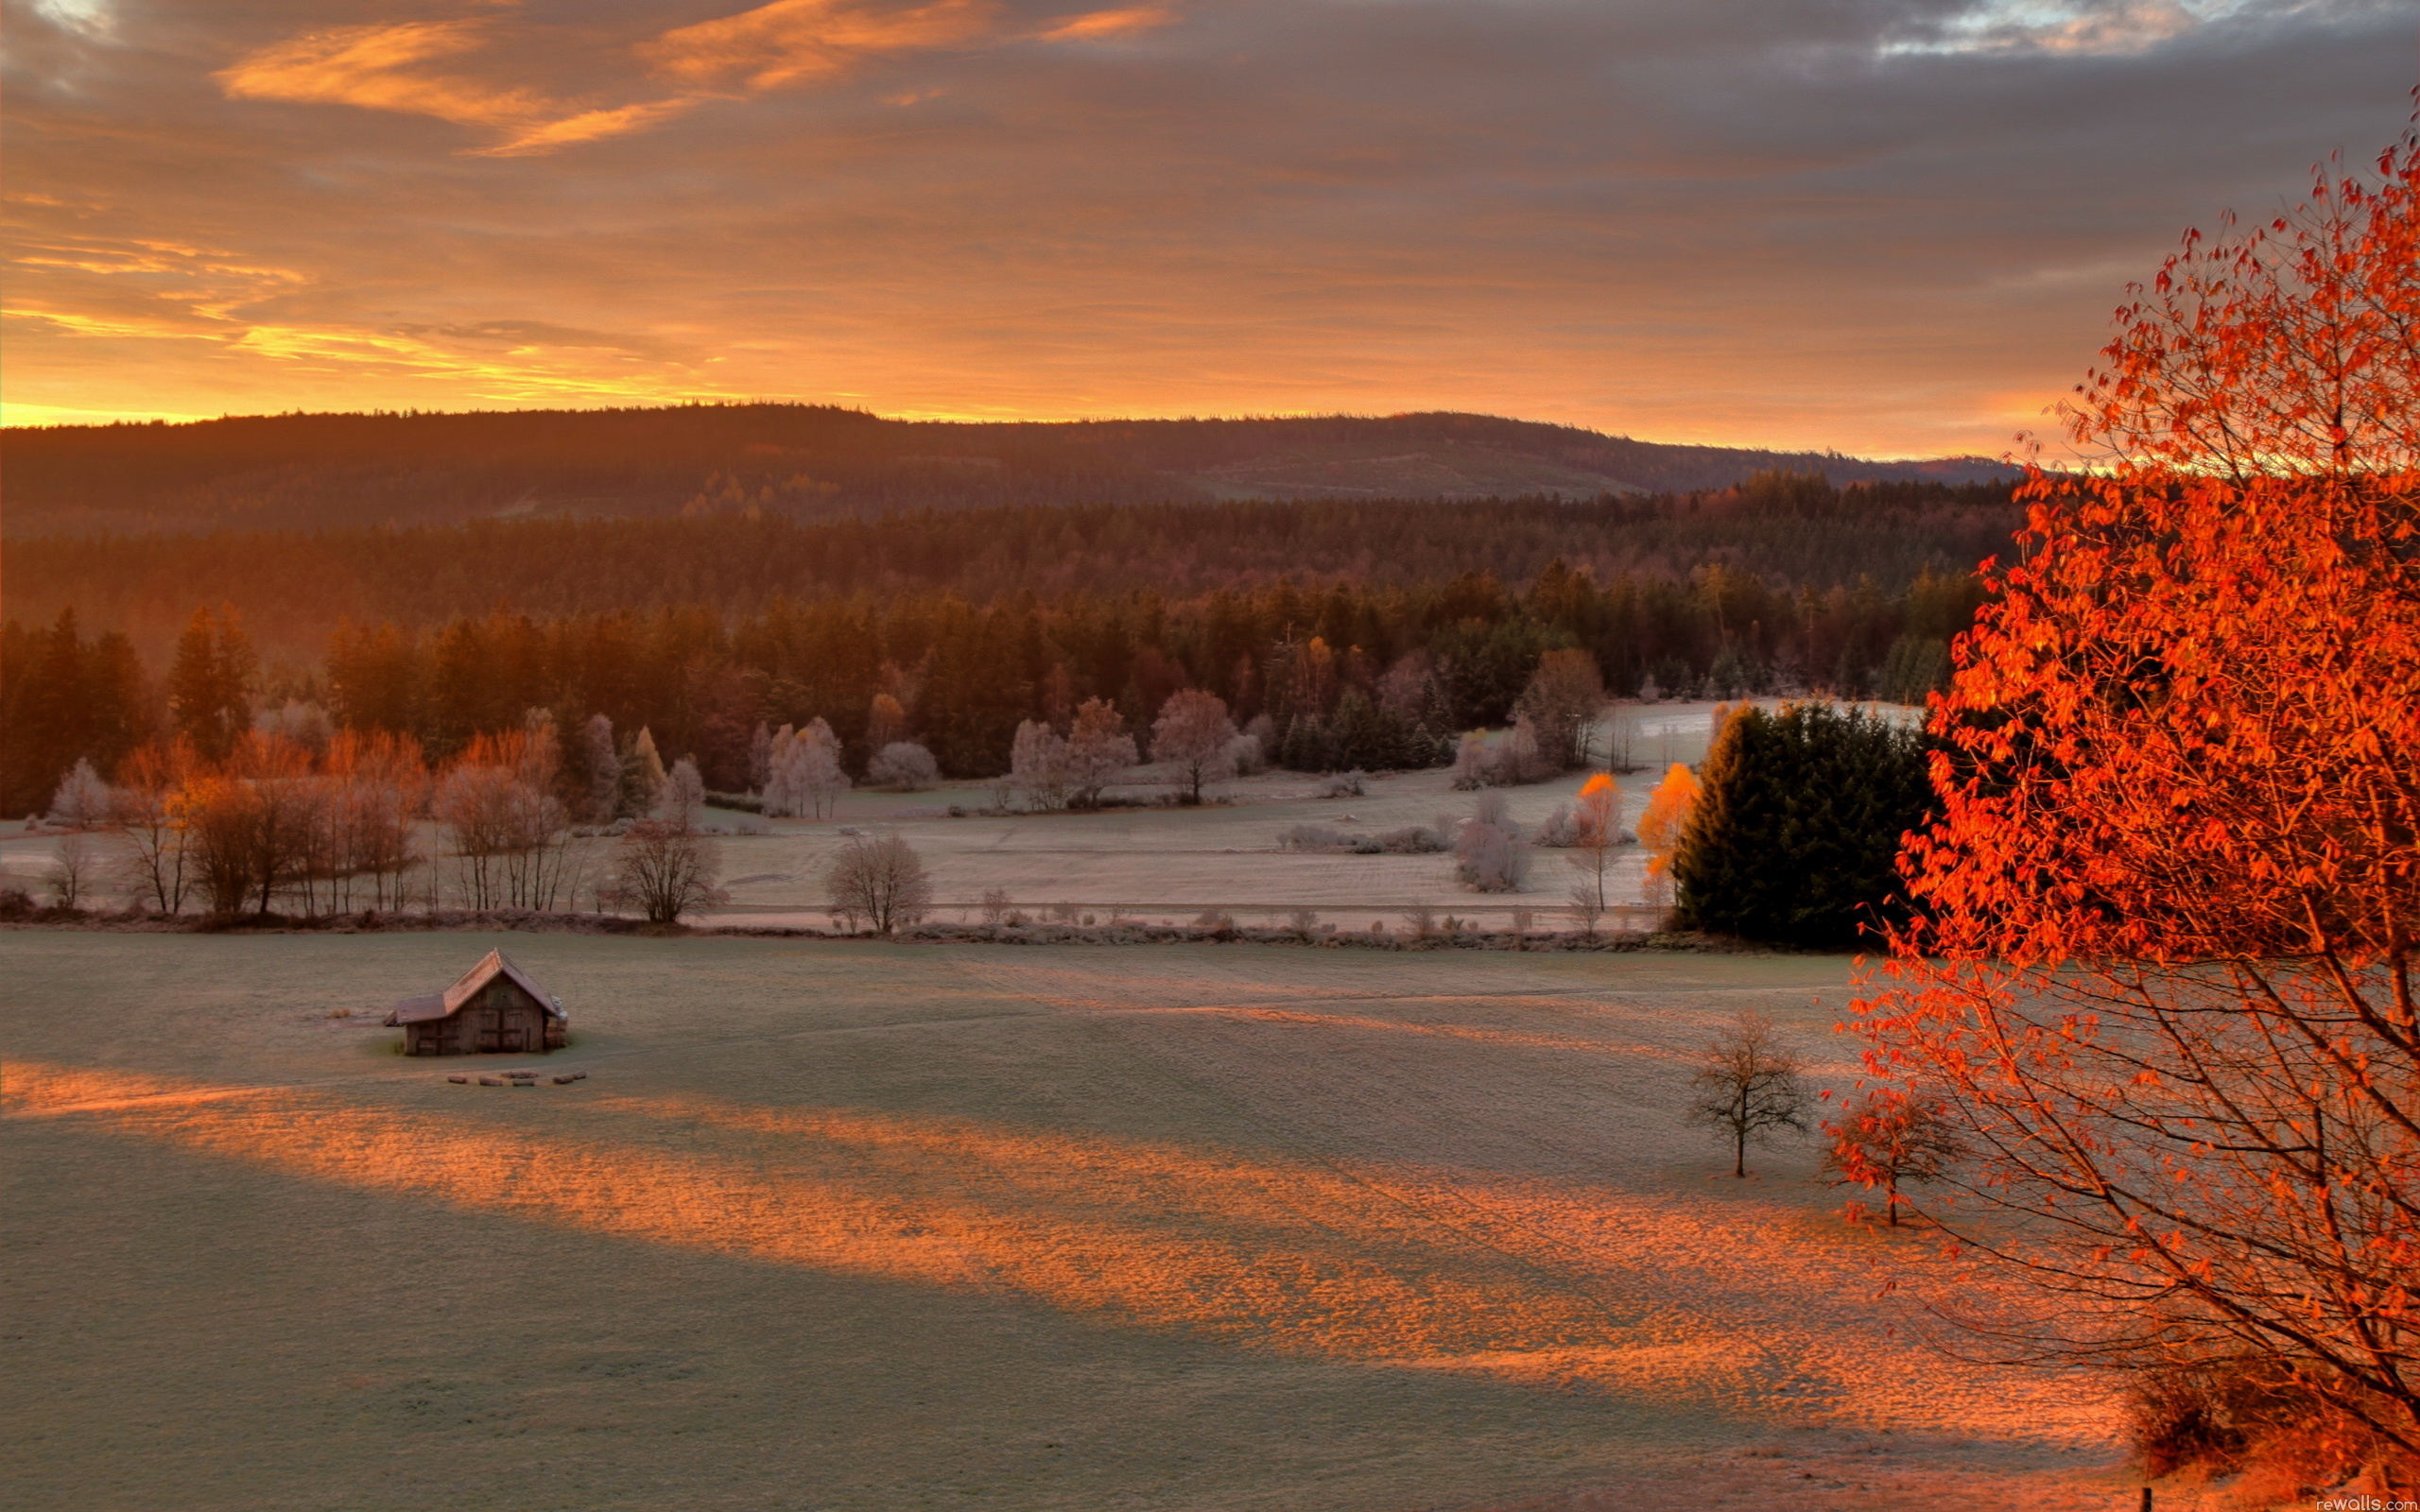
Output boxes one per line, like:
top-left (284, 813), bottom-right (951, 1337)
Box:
top-left (168, 607), bottom-right (256, 765)
top-left (1672, 703), bottom-right (1929, 947)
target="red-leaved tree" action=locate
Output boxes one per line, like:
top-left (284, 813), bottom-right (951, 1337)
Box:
top-left (1847, 134), bottom-right (2420, 1485)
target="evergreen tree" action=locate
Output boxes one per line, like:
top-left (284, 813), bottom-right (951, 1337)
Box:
top-left (168, 606), bottom-right (256, 765)
top-left (617, 727), bottom-right (667, 818)
top-left (1672, 703), bottom-right (1931, 947)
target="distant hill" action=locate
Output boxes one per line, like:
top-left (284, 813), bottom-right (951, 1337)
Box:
top-left (1, 405), bottom-right (2014, 537)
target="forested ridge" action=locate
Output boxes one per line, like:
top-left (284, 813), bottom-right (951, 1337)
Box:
top-left (9, 476), bottom-right (2017, 663)
top-left (5, 404), bottom-right (2014, 537)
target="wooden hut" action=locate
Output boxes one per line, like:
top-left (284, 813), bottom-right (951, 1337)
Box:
top-left (386, 950), bottom-right (568, 1056)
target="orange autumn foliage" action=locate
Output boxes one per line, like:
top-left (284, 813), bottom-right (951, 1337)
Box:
top-left (1849, 135), bottom-right (2420, 1475)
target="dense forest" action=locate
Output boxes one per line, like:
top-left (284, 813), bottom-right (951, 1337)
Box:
top-left (0, 472), bottom-right (2002, 817)
top-left (5, 404), bottom-right (2014, 537)
top-left (8, 474), bottom-right (2018, 664)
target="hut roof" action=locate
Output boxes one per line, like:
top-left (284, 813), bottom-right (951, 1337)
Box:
top-left (384, 949), bottom-right (565, 1025)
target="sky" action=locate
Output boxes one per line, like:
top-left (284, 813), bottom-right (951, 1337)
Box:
top-left (4, 0), bottom-right (2413, 456)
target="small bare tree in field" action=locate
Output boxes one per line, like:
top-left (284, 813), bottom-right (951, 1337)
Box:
top-left (1686, 1009), bottom-right (1809, 1177)
top-left (1151, 689), bottom-right (1237, 805)
top-left (824, 833), bottom-right (932, 936)
top-left (46, 833), bottom-right (95, 909)
top-left (603, 819), bottom-right (728, 925)
top-left (1820, 1089), bottom-right (1963, 1228)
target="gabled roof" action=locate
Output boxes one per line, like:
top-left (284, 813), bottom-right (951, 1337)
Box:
top-left (384, 949), bottom-right (565, 1025)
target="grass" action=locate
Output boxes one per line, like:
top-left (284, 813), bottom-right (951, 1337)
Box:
top-left (3, 932), bottom-right (2130, 1510)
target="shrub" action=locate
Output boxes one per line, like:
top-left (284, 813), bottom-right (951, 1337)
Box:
top-left (867, 742), bottom-right (940, 792)
top-left (1454, 792), bottom-right (1529, 892)
top-left (1372, 824), bottom-right (1446, 854)
top-left (1278, 823), bottom-right (1377, 853)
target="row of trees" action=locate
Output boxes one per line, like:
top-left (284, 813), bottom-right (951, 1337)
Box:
top-left (39, 711), bottom-right (723, 919)
top-left (1, 552), bottom-right (1978, 816)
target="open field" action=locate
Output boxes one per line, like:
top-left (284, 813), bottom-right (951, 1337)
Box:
top-left (2, 931), bottom-right (2148, 1510)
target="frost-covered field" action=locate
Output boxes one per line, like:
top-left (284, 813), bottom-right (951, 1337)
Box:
top-left (4, 932), bottom-right (2136, 1511)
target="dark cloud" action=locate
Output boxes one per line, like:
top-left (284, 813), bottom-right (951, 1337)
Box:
top-left (1, 0), bottom-right (2410, 450)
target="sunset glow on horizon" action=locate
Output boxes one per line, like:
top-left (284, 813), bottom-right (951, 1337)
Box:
top-left (5, 0), bottom-right (2412, 455)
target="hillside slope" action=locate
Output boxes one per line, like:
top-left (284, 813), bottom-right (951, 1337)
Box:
top-left (3, 406), bottom-right (2014, 537)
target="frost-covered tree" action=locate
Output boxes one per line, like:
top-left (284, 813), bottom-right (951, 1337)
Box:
top-left (47, 759), bottom-right (112, 830)
top-left (747, 720), bottom-right (774, 793)
top-left (1150, 689), bottom-right (1237, 805)
top-left (1010, 719), bottom-right (1069, 811)
top-left (659, 756), bottom-right (706, 831)
top-left (617, 728), bottom-right (666, 819)
top-left (1454, 791), bottom-right (1529, 893)
top-left (868, 741), bottom-right (939, 792)
top-left (1063, 698), bottom-right (1136, 809)
top-left (579, 713), bottom-right (619, 823)
top-left (823, 833), bottom-right (933, 936)
top-left (763, 719), bottom-right (851, 818)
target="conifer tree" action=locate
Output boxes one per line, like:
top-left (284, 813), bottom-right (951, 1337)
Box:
top-left (1673, 703), bottom-right (1928, 947)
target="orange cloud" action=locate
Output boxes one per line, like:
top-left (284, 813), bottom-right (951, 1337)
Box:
top-left (216, 20), bottom-right (541, 128)
top-left (1034, 5), bottom-right (1175, 43)
top-left (216, 19), bottom-right (683, 156)
top-left (479, 98), bottom-right (697, 156)
top-left (641, 0), bottom-right (998, 94)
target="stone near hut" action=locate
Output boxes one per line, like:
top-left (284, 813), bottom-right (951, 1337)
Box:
top-left (478, 1076), bottom-right (506, 1087)
top-left (447, 1074), bottom-right (469, 1084)
top-left (384, 951), bottom-right (569, 1057)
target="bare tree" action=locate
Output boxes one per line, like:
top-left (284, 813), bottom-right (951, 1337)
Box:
top-left (1151, 689), bottom-right (1238, 805)
top-left (1685, 1009), bottom-right (1809, 1177)
top-left (603, 819), bottom-right (728, 925)
top-left (823, 833), bottom-right (933, 936)
top-left (45, 833), bottom-right (95, 909)
top-left (113, 741), bottom-right (195, 915)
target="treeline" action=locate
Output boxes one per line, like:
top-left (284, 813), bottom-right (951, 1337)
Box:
top-left (6, 476), bottom-right (2017, 664)
top-left (0, 552), bottom-right (1983, 816)
top-left (4, 403), bottom-right (2014, 537)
